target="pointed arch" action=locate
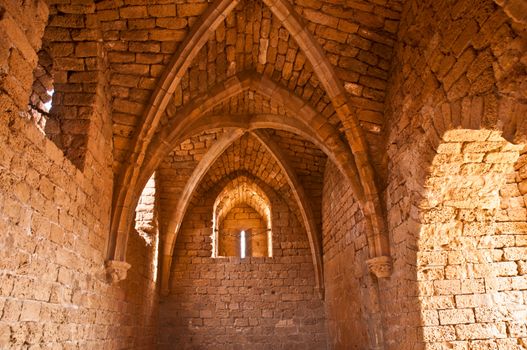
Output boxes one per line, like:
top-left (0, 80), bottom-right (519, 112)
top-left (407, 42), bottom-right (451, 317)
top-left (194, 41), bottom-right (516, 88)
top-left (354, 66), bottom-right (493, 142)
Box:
top-left (108, 0), bottom-right (241, 262)
top-left (146, 73), bottom-right (365, 204)
top-left (160, 128), bottom-right (245, 295)
top-left (214, 176), bottom-right (272, 229)
top-left (160, 128), bottom-right (326, 297)
top-left (109, 0), bottom-right (389, 274)
top-left (262, 0), bottom-right (388, 262)
top-left (109, 71), bottom-right (386, 273)
top-left (212, 175), bottom-right (273, 258)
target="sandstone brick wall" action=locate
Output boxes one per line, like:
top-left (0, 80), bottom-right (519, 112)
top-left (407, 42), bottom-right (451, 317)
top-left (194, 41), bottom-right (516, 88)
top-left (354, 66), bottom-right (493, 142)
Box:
top-left (157, 130), bottom-right (224, 237)
top-left (158, 178), bottom-right (328, 349)
top-left (0, 1), bottom-right (159, 348)
top-left (32, 1), bottom-right (113, 170)
top-left (383, 0), bottom-right (527, 348)
top-left (322, 161), bottom-right (371, 349)
top-left (0, 56), bottom-right (159, 350)
top-left (267, 130), bottom-right (326, 233)
top-left (295, 0), bottom-right (401, 136)
top-left (4, 0), bottom-right (527, 349)
top-left (101, 0), bottom-right (211, 170)
top-left (416, 131), bottom-right (526, 349)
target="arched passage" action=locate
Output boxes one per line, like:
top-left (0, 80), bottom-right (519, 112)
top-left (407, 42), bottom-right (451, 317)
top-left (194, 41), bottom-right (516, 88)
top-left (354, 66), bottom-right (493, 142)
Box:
top-left (415, 129), bottom-right (526, 348)
top-left (159, 127), bottom-right (325, 297)
top-left (159, 167), bottom-right (327, 348)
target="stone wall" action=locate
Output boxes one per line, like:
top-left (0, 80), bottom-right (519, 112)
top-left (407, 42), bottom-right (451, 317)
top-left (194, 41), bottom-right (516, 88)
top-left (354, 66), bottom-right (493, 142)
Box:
top-left (158, 178), bottom-right (327, 349)
top-left (383, 0), bottom-right (527, 348)
top-left (322, 161), bottom-right (371, 350)
top-left (0, 1), bottom-right (158, 348)
top-left (416, 130), bottom-right (526, 349)
top-left (34, 1), bottom-right (113, 170)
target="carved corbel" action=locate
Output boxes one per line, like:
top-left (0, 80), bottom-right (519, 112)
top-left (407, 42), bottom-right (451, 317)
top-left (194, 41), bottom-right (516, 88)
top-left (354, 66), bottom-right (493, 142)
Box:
top-left (366, 256), bottom-right (392, 278)
top-left (105, 260), bottom-right (131, 284)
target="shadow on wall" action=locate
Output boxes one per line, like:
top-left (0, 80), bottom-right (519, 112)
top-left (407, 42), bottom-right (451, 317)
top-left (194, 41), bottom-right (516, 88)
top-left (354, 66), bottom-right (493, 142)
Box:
top-left (416, 129), bottom-right (527, 348)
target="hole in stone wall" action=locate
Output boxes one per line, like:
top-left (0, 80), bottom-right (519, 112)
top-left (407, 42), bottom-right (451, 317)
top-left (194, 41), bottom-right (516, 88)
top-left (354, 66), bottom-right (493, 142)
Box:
top-left (25, 12), bottom-right (101, 171)
top-left (28, 46), bottom-right (54, 133)
top-left (135, 172), bottom-right (159, 282)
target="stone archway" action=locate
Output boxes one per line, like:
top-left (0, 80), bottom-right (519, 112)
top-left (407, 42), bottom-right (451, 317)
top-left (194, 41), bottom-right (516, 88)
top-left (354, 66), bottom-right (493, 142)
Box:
top-left (416, 129), bottom-right (526, 348)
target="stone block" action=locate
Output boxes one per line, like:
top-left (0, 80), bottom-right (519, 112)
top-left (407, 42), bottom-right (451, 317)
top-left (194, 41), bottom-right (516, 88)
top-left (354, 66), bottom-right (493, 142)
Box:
top-left (455, 322), bottom-right (507, 340)
top-left (120, 6), bottom-right (147, 19)
top-left (439, 308), bottom-right (475, 325)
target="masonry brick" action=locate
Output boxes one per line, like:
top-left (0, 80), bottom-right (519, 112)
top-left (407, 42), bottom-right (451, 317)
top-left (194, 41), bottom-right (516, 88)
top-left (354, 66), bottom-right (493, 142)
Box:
top-left (2, 1), bottom-right (527, 350)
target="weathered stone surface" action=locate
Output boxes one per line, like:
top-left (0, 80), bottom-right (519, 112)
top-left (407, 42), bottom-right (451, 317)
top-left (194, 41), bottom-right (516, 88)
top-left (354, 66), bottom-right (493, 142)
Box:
top-left (383, 0), bottom-right (527, 349)
top-left (1, 0), bottom-right (526, 349)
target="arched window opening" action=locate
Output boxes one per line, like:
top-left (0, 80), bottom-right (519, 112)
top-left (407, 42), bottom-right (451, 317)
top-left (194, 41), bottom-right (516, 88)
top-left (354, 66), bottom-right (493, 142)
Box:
top-left (416, 129), bottom-right (527, 348)
top-left (135, 173), bottom-right (157, 244)
top-left (212, 177), bottom-right (273, 258)
top-left (216, 203), bottom-right (270, 257)
top-left (134, 173), bottom-right (159, 281)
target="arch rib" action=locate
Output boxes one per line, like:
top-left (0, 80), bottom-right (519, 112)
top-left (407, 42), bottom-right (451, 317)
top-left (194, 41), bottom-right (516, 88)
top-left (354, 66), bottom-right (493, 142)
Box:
top-left (147, 72), bottom-right (365, 201)
top-left (112, 72), bottom-right (383, 270)
top-left (160, 129), bottom-right (245, 295)
top-left (109, 0), bottom-right (389, 278)
top-left (252, 129), bottom-right (325, 298)
top-left (262, 0), bottom-right (389, 265)
top-left (109, 0), bottom-right (240, 262)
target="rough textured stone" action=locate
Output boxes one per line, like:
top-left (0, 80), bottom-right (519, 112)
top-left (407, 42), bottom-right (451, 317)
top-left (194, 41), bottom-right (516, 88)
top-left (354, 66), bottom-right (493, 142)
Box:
top-left (1, 0), bottom-right (526, 349)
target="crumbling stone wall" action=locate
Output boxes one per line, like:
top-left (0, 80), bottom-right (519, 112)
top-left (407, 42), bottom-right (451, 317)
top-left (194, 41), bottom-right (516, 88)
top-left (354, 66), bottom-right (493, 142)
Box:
top-left (29, 46), bottom-right (53, 131)
top-left (0, 1), bottom-right (158, 348)
top-left (135, 173), bottom-right (157, 243)
top-left (29, 1), bottom-right (113, 170)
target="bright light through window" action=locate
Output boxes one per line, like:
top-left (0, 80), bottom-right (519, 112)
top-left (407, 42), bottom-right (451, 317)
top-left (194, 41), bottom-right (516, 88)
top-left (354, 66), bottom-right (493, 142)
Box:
top-left (240, 230), bottom-right (246, 259)
top-left (43, 89), bottom-right (54, 113)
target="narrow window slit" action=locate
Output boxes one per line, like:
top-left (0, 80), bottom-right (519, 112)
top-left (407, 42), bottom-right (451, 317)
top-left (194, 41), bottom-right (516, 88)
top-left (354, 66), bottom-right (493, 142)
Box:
top-left (240, 230), bottom-right (246, 259)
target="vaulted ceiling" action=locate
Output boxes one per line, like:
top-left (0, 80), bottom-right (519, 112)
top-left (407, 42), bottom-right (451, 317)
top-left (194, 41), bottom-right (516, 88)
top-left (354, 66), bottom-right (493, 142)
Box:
top-left (100, 0), bottom-right (402, 169)
top-left (80, 0), bottom-right (403, 292)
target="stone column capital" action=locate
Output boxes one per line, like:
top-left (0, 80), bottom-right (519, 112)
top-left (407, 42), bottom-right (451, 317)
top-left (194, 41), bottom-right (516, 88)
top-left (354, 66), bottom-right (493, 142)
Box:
top-left (366, 256), bottom-right (392, 278)
top-left (105, 260), bottom-right (131, 284)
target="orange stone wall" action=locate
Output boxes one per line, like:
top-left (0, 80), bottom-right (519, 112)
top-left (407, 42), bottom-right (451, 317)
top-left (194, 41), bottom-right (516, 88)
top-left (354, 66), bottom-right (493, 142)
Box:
top-left (1, 0), bottom-right (526, 349)
top-left (382, 0), bottom-right (527, 348)
top-left (0, 1), bottom-right (159, 348)
top-left (322, 161), bottom-right (372, 349)
top-left (416, 131), bottom-right (526, 348)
